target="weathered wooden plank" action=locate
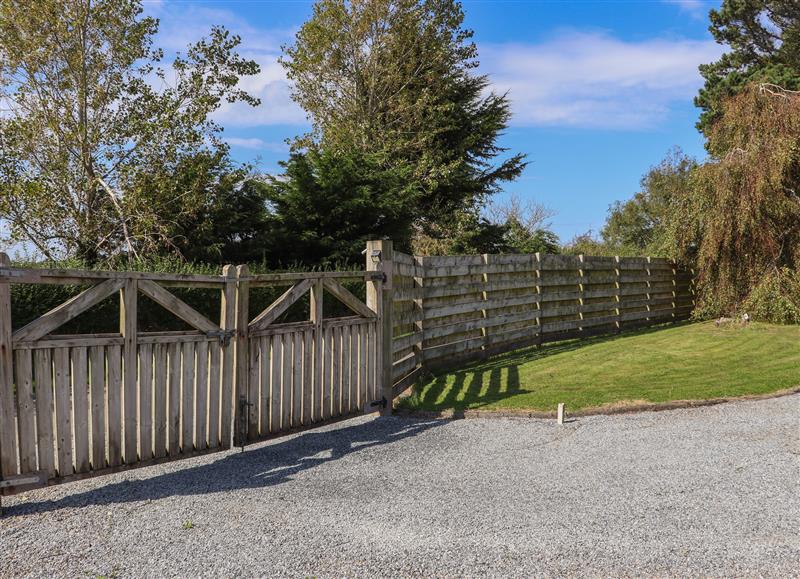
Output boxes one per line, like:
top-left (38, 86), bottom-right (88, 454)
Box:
top-left (322, 278), bottom-right (377, 319)
top-left (249, 278), bottom-right (313, 331)
top-left (89, 346), bottom-right (106, 470)
top-left (367, 322), bottom-right (376, 403)
top-left (270, 335), bottom-right (282, 432)
top-left (219, 265), bottom-right (236, 449)
top-left (332, 325), bottom-right (341, 417)
top-left (194, 340), bottom-right (208, 451)
top-left (137, 344), bottom-right (153, 461)
top-left (259, 337), bottom-right (270, 436)
top-left (33, 349), bottom-right (55, 477)
top-left (0, 253), bottom-right (18, 476)
top-left (12, 278), bottom-right (124, 344)
top-left (71, 347), bottom-right (90, 473)
top-left (167, 342), bottom-right (181, 456)
top-left (0, 267), bottom-right (225, 286)
top-left (248, 337), bottom-right (260, 439)
top-left (311, 280), bottom-right (323, 423)
top-left (323, 325), bottom-right (332, 420)
top-left (14, 350), bottom-right (36, 473)
top-left (236, 265), bottom-right (251, 446)
top-left (359, 325), bottom-right (368, 410)
top-left (341, 325), bottom-right (351, 414)
top-left (53, 348), bottom-right (73, 477)
top-left (138, 280), bottom-right (220, 333)
top-left (207, 341), bottom-right (221, 448)
top-left (106, 345), bottom-right (122, 467)
top-left (281, 332), bottom-right (292, 430)
top-left (292, 331), bottom-right (303, 427)
top-left (120, 279), bottom-right (138, 464)
top-left (153, 344), bottom-right (168, 458)
top-left (181, 341), bottom-right (195, 453)
top-left (303, 328), bottom-right (313, 424)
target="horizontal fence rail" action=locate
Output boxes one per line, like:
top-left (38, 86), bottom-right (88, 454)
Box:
top-left (0, 256), bottom-right (383, 496)
top-left (384, 246), bottom-right (695, 389)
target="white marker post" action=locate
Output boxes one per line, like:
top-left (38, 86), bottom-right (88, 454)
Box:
top-left (557, 403), bottom-right (565, 425)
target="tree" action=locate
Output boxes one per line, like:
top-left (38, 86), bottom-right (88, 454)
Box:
top-left (678, 84), bottom-right (800, 316)
top-left (601, 148), bottom-right (697, 256)
top-left (281, 0), bottom-right (526, 226)
top-left (0, 0), bottom-right (259, 264)
top-left (696, 0), bottom-right (800, 136)
top-left (258, 149), bottom-right (417, 267)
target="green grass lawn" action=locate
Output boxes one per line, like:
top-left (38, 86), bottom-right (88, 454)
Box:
top-left (399, 321), bottom-right (800, 413)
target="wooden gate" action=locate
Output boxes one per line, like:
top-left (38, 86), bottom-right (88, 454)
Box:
top-left (237, 271), bottom-right (383, 445)
top-left (0, 255), bottom-right (387, 495)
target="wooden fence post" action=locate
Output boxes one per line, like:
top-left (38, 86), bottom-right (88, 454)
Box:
top-left (234, 265), bottom-right (250, 446)
top-left (220, 265), bottom-right (236, 449)
top-left (366, 240), bottom-right (393, 415)
top-left (0, 252), bottom-right (17, 477)
top-left (120, 277), bottom-right (138, 464)
top-left (614, 256), bottom-right (622, 333)
top-left (311, 279), bottom-right (324, 422)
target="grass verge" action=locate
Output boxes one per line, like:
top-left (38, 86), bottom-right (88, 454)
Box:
top-left (398, 321), bottom-right (800, 414)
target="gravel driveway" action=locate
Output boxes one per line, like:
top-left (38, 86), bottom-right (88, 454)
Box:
top-left (2, 395), bottom-right (799, 578)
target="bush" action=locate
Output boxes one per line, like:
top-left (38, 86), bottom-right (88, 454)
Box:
top-left (741, 268), bottom-right (800, 324)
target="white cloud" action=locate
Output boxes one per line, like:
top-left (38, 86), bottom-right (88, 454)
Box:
top-left (225, 137), bottom-right (289, 152)
top-left (662, 0), bottom-right (716, 19)
top-left (481, 31), bottom-right (723, 130)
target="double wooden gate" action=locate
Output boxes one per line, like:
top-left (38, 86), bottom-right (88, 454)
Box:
top-left (0, 255), bottom-right (388, 495)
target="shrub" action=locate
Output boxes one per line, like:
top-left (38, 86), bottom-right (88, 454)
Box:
top-left (741, 268), bottom-right (800, 324)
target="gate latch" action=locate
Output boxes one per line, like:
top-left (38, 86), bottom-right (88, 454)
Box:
top-left (370, 397), bottom-right (387, 410)
top-left (237, 396), bottom-right (254, 453)
top-left (207, 329), bottom-right (235, 347)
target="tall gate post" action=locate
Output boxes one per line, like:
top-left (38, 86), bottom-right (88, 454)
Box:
top-left (366, 240), bottom-right (393, 416)
top-left (0, 252), bottom-right (17, 478)
top-left (234, 265), bottom-right (250, 446)
top-left (220, 265), bottom-right (237, 449)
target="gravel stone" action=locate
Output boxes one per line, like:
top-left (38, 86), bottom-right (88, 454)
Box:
top-left (2, 395), bottom-right (798, 577)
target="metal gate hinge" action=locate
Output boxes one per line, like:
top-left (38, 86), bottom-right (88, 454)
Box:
top-left (206, 329), bottom-right (235, 346)
top-left (370, 397), bottom-right (387, 410)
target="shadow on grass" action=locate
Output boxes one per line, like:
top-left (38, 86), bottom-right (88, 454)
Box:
top-left (406, 321), bottom-right (694, 413)
top-left (4, 416), bottom-right (442, 517)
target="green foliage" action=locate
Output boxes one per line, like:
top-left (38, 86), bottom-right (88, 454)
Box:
top-left (259, 148), bottom-right (416, 267)
top-left (677, 85), bottom-right (800, 317)
top-left (742, 268), bottom-right (800, 324)
top-left (601, 148), bottom-right (697, 256)
top-left (281, 0), bottom-right (526, 227)
top-left (561, 231), bottom-right (614, 257)
top-left (401, 321), bottom-right (800, 413)
top-left (0, 0), bottom-right (259, 263)
top-left (696, 0), bottom-right (800, 136)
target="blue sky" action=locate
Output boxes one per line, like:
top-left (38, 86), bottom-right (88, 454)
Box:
top-left (153, 0), bottom-right (723, 241)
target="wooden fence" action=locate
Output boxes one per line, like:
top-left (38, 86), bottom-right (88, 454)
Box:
top-left (0, 241), bottom-right (693, 495)
top-left (378, 242), bottom-right (695, 390)
top-left (0, 255), bottom-right (385, 495)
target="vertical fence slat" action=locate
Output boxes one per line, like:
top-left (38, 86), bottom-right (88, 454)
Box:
top-left (139, 343), bottom-right (154, 461)
top-left (332, 326), bottom-right (341, 417)
top-left (247, 337), bottom-right (259, 440)
top-left (34, 349), bottom-right (55, 477)
top-left (292, 331), bottom-right (302, 427)
top-left (303, 328), bottom-right (312, 425)
top-left (195, 340), bottom-right (209, 451)
top-left (235, 265), bottom-right (250, 445)
top-left (342, 325), bottom-right (351, 414)
top-left (220, 265), bottom-right (236, 449)
top-left (106, 345), bottom-right (122, 467)
top-left (359, 325), bottom-right (367, 410)
top-left (89, 346), bottom-right (106, 470)
top-left (14, 350), bottom-right (36, 473)
top-left (208, 341), bottom-right (221, 448)
top-left (153, 344), bottom-right (168, 458)
top-left (181, 341), bottom-right (195, 453)
top-left (270, 335), bottom-right (282, 432)
top-left (0, 252), bottom-right (17, 476)
top-left (259, 337), bottom-right (269, 436)
top-left (167, 342), bottom-right (181, 456)
top-left (120, 279), bottom-right (138, 464)
top-left (367, 322), bottom-right (376, 403)
top-left (311, 280), bottom-right (323, 423)
top-left (323, 325), bottom-right (332, 420)
top-left (71, 347), bottom-right (90, 473)
top-left (53, 347), bottom-right (73, 477)
top-left (281, 333), bottom-right (292, 430)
